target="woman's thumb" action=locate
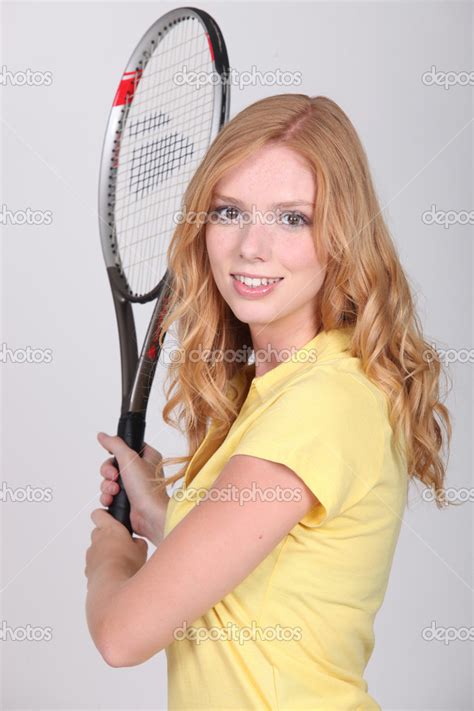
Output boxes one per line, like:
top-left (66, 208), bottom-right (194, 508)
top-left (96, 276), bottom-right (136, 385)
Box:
top-left (97, 432), bottom-right (138, 479)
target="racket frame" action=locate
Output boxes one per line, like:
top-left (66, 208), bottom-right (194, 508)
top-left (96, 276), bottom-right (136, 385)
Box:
top-left (97, 7), bottom-right (230, 533)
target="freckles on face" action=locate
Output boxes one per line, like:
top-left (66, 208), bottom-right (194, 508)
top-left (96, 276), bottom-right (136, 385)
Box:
top-left (204, 143), bottom-right (326, 324)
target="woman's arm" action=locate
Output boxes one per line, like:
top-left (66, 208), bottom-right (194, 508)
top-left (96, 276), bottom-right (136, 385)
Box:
top-left (90, 452), bottom-right (318, 667)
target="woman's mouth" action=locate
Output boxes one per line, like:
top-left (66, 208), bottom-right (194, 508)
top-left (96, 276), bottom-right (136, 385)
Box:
top-left (230, 274), bottom-right (284, 298)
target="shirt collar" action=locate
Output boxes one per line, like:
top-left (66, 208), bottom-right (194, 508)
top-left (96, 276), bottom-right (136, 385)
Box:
top-left (240, 324), bottom-right (356, 399)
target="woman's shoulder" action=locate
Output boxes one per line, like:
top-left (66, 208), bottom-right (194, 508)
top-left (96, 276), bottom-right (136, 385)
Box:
top-left (281, 355), bottom-right (388, 417)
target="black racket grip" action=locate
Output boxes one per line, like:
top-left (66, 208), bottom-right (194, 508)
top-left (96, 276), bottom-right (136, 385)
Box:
top-left (107, 411), bottom-right (146, 536)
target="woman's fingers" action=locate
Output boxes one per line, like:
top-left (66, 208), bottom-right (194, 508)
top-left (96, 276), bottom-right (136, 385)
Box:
top-left (100, 492), bottom-right (113, 507)
top-left (100, 445), bottom-right (161, 482)
top-left (99, 459), bottom-right (121, 507)
top-left (100, 478), bottom-right (120, 495)
top-left (98, 440), bottom-right (163, 517)
top-left (100, 457), bottom-right (118, 480)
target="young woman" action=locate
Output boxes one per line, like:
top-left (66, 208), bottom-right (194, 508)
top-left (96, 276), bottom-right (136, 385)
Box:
top-left (85, 94), bottom-right (452, 710)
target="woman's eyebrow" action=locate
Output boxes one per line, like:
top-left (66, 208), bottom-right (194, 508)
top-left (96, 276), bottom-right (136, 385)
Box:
top-left (212, 193), bottom-right (314, 208)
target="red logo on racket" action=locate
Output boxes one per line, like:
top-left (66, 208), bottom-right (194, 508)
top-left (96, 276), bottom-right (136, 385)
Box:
top-left (113, 69), bottom-right (144, 107)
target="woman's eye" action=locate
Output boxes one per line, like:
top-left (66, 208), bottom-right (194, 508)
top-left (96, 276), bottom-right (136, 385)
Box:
top-left (211, 205), bottom-right (240, 223)
top-left (208, 206), bottom-right (310, 228)
top-left (278, 211), bottom-right (310, 228)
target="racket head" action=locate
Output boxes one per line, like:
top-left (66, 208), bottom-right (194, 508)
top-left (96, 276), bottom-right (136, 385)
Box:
top-left (98, 6), bottom-right (230, 304)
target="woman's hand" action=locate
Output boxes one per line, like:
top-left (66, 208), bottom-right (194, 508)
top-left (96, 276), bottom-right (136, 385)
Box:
top-left (97, 432), bottom-right (170, 547)
top-left (85, 508), bottom-right (148, 585)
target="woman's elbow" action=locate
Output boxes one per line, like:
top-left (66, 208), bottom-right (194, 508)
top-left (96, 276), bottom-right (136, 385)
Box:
top-left (99, 641), bottom-right (153, 668)
top-left (98, 629), bottom-right (164, 668)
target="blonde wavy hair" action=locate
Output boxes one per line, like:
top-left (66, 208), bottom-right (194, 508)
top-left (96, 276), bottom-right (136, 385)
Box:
top-left (152, 93), bottom-right (453, 509)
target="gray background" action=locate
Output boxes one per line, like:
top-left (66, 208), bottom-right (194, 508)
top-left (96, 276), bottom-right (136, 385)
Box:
top-left (1, 1), bottom-right (472, 709)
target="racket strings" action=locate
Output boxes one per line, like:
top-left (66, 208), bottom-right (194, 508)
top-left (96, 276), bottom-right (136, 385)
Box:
top-left (114, 95), bottom-right (214, 167)
top-left (116, 203), bottom-right (201, 251)
top-left (116, 121), bottom-right (214, 218)
top-left (114, 18), bottom-right (217, 298)
top-left (120, 44), bottom-right (212, 107)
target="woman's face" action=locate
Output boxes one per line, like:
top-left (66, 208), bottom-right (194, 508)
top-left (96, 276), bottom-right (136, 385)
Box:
top-left (205, 143), bottom-right (326, 347)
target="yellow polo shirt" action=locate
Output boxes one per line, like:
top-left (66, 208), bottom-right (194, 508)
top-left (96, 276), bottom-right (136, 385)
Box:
top-left (163, 325), bottom-right (408, 710)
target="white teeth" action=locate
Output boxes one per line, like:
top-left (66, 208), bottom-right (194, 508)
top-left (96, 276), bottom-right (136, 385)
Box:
top-left (233, 275), bottom-right (281, 287)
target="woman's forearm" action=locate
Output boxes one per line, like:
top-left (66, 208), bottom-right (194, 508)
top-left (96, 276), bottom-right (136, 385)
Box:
top-left (85, 560), bottom-right (132, 661)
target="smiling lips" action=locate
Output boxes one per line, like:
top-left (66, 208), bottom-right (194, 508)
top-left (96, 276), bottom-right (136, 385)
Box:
top-left (231, 274), bottom-right (283, 286)
top-left (231, 273), bottom-right (284, 298)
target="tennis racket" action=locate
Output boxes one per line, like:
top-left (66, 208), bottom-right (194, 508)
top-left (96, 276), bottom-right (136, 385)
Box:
top-left (98, 7), bottom-right (230, 535)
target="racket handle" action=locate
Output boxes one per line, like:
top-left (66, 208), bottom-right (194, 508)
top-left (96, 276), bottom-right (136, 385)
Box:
top-left (107, 411), bottom-right (146, 536)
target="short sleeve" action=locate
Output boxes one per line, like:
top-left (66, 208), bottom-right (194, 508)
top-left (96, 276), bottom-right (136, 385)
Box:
top-left (231, 371), bottom-right (384, 527)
